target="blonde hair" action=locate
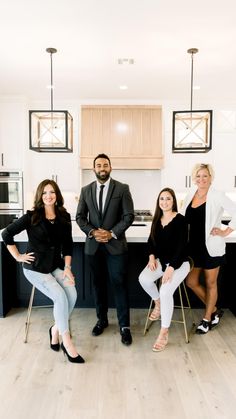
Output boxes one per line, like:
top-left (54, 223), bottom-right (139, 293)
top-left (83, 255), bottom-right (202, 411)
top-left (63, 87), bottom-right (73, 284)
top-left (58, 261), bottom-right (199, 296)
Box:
top-left (191, 163), bottom-right (214, 183)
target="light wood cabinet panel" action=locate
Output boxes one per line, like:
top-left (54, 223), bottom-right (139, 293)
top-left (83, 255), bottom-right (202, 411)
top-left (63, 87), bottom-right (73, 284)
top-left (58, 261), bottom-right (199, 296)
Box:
top-left (80, 105), bottom-right (163, 169)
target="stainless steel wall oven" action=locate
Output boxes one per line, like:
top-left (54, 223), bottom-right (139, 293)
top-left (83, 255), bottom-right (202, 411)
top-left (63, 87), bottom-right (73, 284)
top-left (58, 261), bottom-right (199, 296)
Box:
top-left (0, 171), bottom-right (23, 229)
top-left (0, 171), bottom-right (23, 210)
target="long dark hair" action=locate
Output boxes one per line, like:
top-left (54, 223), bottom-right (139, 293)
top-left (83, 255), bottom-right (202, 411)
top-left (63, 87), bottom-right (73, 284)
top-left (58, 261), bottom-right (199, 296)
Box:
top-left (31, 179), bottom-right (67, 224)
top-left (150, 187), bottom-right (178, 242)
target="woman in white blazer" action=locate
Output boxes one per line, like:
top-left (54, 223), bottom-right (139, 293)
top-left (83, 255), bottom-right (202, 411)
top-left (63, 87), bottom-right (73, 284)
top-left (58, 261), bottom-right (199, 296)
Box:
top-left (181, 163), bottom-right (236, 334)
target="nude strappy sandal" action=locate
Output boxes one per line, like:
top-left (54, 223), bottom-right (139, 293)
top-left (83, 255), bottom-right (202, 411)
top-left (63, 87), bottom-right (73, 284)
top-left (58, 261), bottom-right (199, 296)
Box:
top-left (152, 332), bottom-right (168, 352)
top-left (149, 301), bottom-right (161, 321)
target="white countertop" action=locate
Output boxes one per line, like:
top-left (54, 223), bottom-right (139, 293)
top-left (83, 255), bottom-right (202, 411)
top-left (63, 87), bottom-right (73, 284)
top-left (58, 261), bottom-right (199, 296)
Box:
top-left (0, 222), bottom-right (151, 243)
top-left (70, 221), bottom-right (151, 243)
top-left (1, 221), bottom-right (236, 243)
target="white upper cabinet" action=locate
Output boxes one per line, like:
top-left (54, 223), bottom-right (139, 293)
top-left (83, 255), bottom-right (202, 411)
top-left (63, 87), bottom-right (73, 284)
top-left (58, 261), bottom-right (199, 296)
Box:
top-left (0, 101), bottom-right (25, 169)
top-left (210, 110), bottom-right (236, 191)
top-left (25, 152), bottom-right (79, 192)
top-left (161, 152), bottom-right (198, 192)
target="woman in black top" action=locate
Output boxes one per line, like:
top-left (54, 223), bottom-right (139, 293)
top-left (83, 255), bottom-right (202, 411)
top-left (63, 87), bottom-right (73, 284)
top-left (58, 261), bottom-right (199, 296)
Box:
top-left (2, 179), bottom-right (84, 363)
top-left (181, 163), bottom-right (236, 334)
top-left (139, 188), bottom-right (190, 351)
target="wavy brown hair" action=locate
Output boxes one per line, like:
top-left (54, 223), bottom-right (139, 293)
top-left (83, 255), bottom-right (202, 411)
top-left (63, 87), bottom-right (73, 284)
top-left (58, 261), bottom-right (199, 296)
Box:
top-left (150, 187), bottom-right (178, 243)
top-left (31, 179), bottom-right (67, 224)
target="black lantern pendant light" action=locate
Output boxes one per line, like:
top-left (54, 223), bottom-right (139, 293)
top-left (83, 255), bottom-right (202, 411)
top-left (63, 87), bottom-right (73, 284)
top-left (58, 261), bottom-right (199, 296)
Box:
top-left (29, 47), bottom-right (73, 152)
top-left (172, 48), bottom-right (212, 153)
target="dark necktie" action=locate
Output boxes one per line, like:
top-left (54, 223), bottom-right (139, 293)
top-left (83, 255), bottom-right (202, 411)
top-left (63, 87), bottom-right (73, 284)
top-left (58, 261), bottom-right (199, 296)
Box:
top-left (99, 184), bottom-right (105, 216)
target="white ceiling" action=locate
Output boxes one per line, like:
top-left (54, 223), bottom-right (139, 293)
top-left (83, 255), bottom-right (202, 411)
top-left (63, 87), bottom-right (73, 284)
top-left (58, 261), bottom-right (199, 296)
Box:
top-left (1, 0), bottom-right (236, 105)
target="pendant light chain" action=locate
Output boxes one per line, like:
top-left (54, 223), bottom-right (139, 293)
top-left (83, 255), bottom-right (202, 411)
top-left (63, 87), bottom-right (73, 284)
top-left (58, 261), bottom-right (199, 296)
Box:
top-left (50, 51), bottom-right (53, 111)
top-left (190, 52), bottom-right (193, 112)
top-left (187, 48), bottom-right (199, 113)
top-left (46, 47), bottom-right (57, 112)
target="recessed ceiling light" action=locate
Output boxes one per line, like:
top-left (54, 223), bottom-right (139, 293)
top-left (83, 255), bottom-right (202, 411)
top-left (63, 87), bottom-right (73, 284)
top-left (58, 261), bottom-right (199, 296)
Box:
top-left (119, 85), bottom-right (128, 90)
top-left (118, 58), bottom-right (134, 65)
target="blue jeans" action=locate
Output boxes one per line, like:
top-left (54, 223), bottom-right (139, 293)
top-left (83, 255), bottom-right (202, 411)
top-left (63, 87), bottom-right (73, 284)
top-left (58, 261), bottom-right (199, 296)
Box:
top-left (23, 268), bottom-right (77, 335)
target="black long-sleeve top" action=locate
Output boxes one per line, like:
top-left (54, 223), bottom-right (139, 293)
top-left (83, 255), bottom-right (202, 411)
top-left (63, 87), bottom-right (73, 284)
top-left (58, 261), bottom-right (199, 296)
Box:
top-left (1, 210), bottom-right (73, 274)
top-left (147, 213), bottom-right (189, 270)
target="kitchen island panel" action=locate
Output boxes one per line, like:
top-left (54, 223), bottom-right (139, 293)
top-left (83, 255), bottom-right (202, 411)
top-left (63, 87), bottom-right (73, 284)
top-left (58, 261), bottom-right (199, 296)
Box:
top-left (1, 230), bottom-right (236, 316)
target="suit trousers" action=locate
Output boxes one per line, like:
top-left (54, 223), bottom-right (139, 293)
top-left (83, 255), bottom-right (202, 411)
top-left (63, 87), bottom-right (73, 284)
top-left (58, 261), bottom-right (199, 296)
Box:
top-left (87, 244), bottom-right (130, 328)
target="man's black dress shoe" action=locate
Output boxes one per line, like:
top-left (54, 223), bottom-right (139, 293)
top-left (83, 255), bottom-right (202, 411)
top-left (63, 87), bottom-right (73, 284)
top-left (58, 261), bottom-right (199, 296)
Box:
top-left (92, 320), bottom-right (108, 336)
top-left (120, 327), bottom-right (132, 346)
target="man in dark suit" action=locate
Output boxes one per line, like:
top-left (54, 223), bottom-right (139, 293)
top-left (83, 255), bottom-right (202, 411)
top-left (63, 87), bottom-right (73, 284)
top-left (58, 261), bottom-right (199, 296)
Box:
top-left (76, 153), bottom-right (134, 345)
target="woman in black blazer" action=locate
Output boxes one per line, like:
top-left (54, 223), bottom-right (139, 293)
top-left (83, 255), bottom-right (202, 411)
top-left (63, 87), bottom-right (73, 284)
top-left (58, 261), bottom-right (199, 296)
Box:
top-left (2, 179), bottom-right (84, 364)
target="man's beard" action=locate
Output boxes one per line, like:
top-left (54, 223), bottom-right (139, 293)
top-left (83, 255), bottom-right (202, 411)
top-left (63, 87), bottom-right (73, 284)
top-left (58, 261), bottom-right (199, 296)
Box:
top-left (95, 171), bottom-right (110, 182)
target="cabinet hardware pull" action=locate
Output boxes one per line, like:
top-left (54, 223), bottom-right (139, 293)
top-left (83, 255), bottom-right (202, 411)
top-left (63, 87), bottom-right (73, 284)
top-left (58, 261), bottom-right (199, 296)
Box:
top-left (185, 176), bottom-right (188, 188)
top-left (234, 176), bottom-right (236, 188)
top-left (189, 176), bottom-right (191, 188)
top-left (1, 153), bottom-right (3, 166)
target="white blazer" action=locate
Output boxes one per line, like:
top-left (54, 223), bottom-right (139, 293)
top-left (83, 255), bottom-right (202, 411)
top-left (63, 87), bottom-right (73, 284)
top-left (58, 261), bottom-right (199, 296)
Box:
top-left (180, 187), bottom-right (236, 257)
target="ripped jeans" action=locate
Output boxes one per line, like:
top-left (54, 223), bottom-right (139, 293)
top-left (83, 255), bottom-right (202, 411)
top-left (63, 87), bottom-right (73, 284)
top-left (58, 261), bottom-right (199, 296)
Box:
top-left (23, 268), bottom-right (77, 335)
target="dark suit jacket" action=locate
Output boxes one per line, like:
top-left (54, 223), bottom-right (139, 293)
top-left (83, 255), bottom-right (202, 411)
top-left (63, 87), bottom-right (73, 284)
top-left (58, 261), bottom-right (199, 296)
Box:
top-left (76, 178), bottom-right (134, 255)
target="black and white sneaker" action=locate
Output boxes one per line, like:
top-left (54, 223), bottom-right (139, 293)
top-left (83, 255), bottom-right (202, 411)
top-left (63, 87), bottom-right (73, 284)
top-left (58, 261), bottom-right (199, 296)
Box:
top-left (196, 319), bottom-right (211, 334)
top-left (211, 309), bottom-right (224, 329)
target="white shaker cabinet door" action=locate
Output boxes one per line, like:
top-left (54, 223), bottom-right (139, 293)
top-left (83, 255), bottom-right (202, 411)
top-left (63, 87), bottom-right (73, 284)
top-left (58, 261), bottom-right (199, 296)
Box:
top-left (161, 152), bottom-right (199, 192)
top-left (211, 133), bottom-right (236, 191)
top-left (24, 152), bottom-right (79, 211)
top-left (0, 102), bottom-right (24, 169)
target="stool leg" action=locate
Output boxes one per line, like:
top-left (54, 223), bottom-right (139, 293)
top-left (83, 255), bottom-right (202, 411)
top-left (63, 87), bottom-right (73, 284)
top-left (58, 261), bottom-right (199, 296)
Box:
top-left (143, 299), bottom-right (154, 335)
top-left (24, 286), bottom-right (35, 343)
top-left (182, 281), bottom-right (196, 326)
top-left (179, 285), bottom-right (189, 343)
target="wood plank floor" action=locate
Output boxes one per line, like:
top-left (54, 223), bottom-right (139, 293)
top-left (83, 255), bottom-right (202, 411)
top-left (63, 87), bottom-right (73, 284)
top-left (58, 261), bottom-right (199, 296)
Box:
top-left (0, 308), bottom-right (236, 419)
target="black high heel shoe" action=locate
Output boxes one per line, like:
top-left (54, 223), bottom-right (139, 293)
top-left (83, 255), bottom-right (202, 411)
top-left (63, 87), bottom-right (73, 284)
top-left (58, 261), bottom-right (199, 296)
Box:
top-left (61, 343), bottom-right (85, 363)
top-left (49, 326), bottom-right (60, 352)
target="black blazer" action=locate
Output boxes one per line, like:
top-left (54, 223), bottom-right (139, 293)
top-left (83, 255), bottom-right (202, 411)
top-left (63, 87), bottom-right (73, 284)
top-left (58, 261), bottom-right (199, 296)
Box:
top-left (76, 178), bottom-right (134, 255)
top-left (1, 210), bottom-right (73, 273)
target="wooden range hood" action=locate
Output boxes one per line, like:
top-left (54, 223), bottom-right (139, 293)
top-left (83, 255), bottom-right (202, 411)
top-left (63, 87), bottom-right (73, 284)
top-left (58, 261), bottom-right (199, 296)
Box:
top-left (80, 105), bottom-right (163, 169)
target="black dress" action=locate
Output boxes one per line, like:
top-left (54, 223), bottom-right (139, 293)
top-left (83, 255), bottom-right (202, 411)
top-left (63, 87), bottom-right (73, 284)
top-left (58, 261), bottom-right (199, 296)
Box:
top-left (185, 202), bottom-right (225, 269)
